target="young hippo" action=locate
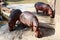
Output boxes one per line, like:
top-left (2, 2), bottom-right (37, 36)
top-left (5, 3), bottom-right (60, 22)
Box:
top-left (34, 2), bottom-right (55, 18)
top-left (19, 11), bottom-right (42, 38)
top-left (8, 9), bottom-right (22, 31)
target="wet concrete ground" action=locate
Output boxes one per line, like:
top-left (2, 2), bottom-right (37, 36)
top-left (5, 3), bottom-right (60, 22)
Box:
top-left (0, 11), bottom-right (55, 40)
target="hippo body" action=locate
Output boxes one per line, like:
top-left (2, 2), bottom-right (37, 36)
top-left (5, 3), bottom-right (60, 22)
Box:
top-left (19, 11), bottom-right (42, 38)
top-left (8, 10), bottom-right (42, 38)
top-left (20, 11), bottom-right (38, 27)
top-left (34, 2), bottom-right (55, 18)
top-left (35, 2), bottom-right (49, 11)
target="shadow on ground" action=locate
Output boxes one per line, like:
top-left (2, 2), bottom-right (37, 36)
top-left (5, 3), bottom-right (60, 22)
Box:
top-left (39, 23), bottom-right (55, 37)
top-left (32, 11), bottom-right (50, 17)
top-left (13, 22), bottom-right (55, 38)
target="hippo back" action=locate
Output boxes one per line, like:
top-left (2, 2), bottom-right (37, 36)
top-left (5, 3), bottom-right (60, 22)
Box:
top-left (9, 9), bottom-right (22, 20)
top-left (20, 11), bottom-right (39, 27)
top-left (35, 2), bottom-right (53, 11)
top-left (35, 2), bottom-right (45, 6)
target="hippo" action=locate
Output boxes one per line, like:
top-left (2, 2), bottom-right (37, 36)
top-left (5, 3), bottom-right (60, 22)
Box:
top-left (18, 11), bottom-right (42, 38)
top-left (8, 10), bottom-right (42, 38)
top-left (8, 9), bottom-right (22, 31)
top-left (34, 2), bottom-right (55, 18)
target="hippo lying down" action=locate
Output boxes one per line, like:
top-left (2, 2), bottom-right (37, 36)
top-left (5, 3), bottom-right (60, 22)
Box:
top-left (8, 9), bottom-right (42, 38)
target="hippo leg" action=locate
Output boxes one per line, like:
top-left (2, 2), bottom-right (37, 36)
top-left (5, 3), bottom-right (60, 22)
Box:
top-left (45, 11), bottom-right (49, 16)
top-left (43, 11), bottom-right (48, 16)
top-left (33, 26), bottom-right (42, 38)
top-left (32, 28), bottom-right (33, 31)
top-left (45, 12), bottom-right (48, 15)
top-left (43, 11), bottom-right (45, 15)
top-left (31, 26), bottom-right (33, 31)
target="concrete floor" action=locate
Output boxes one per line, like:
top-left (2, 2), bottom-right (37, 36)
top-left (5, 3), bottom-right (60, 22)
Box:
top-left (0, 0), bottom-right (60, 40)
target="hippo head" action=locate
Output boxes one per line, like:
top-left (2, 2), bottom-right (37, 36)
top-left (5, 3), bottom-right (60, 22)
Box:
top-left (9, 9), bottom-right (22, 31)
top-left (48, 7), bottom-right (55, 18)
top-left (34, 27), bottom-right (42, 38)
top-left (8, 19), bottom-right (16, 31)
top-left (49, 10), bottom-right (55, 18)
top-left (51, 10), bottom-right (55, 18)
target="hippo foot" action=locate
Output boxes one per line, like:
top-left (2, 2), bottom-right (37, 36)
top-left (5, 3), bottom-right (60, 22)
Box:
top-left (35, 32), bottom-right (43, 38)
top-left (31, 29), bottom-right (33, 31)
